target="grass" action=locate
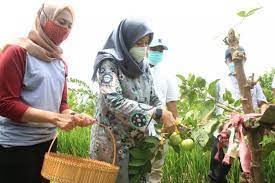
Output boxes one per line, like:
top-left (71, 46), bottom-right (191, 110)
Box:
top-left (57, 128), bottom-right (275, 183)
top-left (57, 127), bottom-right (91, 157)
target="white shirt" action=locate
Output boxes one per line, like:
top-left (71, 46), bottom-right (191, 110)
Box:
top-left (149, 63), bottom-right (179, 105)
top-left (148, 62), bottom-right (179, 136)
top-left (217, 75), bottom-right (267, 114)
top-left (213, 75), bottom-right (267, 138)
top-left (272, 77), bottom-right (275, 89)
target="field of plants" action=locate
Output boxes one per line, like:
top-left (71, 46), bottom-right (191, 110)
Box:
top-left (57, 71), bottom-right (275, 183)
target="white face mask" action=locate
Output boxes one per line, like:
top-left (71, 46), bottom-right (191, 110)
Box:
top-left (129, 46), bottom-right (146, 63)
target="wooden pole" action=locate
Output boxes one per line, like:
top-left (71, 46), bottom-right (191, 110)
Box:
top-left (227, 28), bottom-right (264, 183)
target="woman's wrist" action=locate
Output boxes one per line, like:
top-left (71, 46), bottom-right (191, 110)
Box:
top-left (49, 112), bottom-right (61, 125)
top-left (153, 108), bottom-right (163, 121)
top-left (61, 109), bottom-right (74, 115)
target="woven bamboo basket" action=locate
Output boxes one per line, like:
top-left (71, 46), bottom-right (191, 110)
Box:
top-left (41, 123), bottom-right (119, 183)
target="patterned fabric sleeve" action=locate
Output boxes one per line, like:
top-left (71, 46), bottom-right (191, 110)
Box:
top-left (98, 60), bottom-right (159, 129)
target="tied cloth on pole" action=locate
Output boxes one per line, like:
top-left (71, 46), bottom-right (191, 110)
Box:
top-left (215, 113), bottom-right (261, 176)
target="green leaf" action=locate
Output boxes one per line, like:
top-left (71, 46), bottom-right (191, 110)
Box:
top-left (192, 129), bottom-right (209, 147)
top-left (169, 142), bottom-right (181, 153)
top-left (185, 110), bottom-right (194, 120)
top-left (233, 99), bottom-right (241, 107)
top-left (155, 151), bottom-right (162, 161)
top-left (237, 7), bottom-right (263, 18)
top-left (246, 7), bottom-right (263, 17)
top-left (200, 107), bottom-right (215, 125)
top-left (129, 148), bottom-right (150, 160)
top-left (204, 119), bottom-right (220, 134)
top-left (141, 161), bottom-right (152, 174)
top-left (128, 159), bottom-right (147, 167)
top-left (192, 119), bottom-right (220, 147)
top-left (141, 143), bottom-right (155, 149)
top-left (262, 141), bottom-right (275, 157)
top-left (237, 11), bottom-right (247, 17)
top-left (188, 74), bottom-right (196, 85)
top-left (194, 77), bottom-right (206, 88)
top-left (208, 79), bottom-right (220, 98)
top-left (223, 89), bottom-right (234, 104)
top-left (143, 136), bottom-right (160, 145)
top-left (188, 91), bottom-right (197, 105)
top-left (129, 174), bottom-right (141, 183)
top-left (128, 166), bottom-right (140, 175)
top-left (176, 74), bottom-right (186, 81)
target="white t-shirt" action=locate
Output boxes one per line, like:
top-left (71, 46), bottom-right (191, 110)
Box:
top-left (272, 77), bottom-right (275, 89)
top-left (148, 62), bottom-right (179, 136)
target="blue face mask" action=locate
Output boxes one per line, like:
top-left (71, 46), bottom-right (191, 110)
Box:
top-left (148, 51), bottom-right (163, 65)
top-left (228, 62), bottom-right (235, 74)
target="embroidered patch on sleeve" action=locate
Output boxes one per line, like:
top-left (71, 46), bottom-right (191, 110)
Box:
top-left (130, 112), bottom-right (147, 128)
top-left (101, 73), bottom-right (113, 84)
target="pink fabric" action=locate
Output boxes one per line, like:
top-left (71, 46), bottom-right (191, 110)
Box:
top-left (215, 113), bottom-right (261, 174)
top-left (239, 125), bottom-right (251, 174)
top-left (222, 154), bottom-right (231, 165)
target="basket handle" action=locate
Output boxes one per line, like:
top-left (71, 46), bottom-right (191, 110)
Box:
top-left (47, 123), bottom-right (117, 165)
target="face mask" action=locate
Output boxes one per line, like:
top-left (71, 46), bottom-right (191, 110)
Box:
top-left (129, 46), bottom-right (146, 63)
top-left (43, 20), bottom-right (70, 45)
top-left (148, 51), bottom-right (163, 65)
top-left (228, 62), bottom-right (235, 74)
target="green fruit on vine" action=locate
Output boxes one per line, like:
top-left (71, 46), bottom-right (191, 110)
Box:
top-left (180, 139), bottom-right (194, 151)
top-left (169, 132), bottom-right (182, 145)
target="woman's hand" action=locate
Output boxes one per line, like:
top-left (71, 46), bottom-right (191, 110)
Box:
top-left (52, 113), bottom-right (96, 131)
top-left (21, 107), bottom-right (96, 131)
top-left (73, 113), bottom-right (97, 127)
top-left (161, 110), bottom-right (176, 133)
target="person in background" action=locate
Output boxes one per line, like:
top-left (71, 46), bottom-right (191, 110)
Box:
top-left (0, 2), bottom-right (95, 183)
top-left (208, 47), bottom-right (268, 183)
top-left (89, 18), bottom-right (176, 183)
top-left (147, 38), bottom-right (179, 183)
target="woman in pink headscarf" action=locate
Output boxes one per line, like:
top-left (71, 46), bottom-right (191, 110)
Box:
top-left (0, 2), bottom-right (95, 183)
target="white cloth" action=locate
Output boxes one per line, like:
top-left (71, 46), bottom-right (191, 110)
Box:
top-left (272, 77), bottom-right (275, 89)
top-left (148, 62), bottom-right (179, 136)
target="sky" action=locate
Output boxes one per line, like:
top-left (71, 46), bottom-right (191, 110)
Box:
top-left (0, 0), bottom-right (274, 83)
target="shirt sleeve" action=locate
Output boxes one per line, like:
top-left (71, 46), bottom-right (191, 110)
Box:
top-left (98, 60), bottom-right (160, 129)
top-left (166, 75), bottom-right (179, 102)
top-left (255, 83), bottom-right (267, 105)
top-left (147, 67), bottom-right (162, 107)
top-left (0, 45), bottom-right (29, 121)
top-left (215, 81), bottom-right (226, 115)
